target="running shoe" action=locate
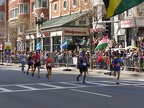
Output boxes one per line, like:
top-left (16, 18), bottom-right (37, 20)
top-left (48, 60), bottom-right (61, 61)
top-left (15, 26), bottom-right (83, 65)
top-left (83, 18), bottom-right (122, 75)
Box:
top-left (32, 73), bottom-right (34, 76)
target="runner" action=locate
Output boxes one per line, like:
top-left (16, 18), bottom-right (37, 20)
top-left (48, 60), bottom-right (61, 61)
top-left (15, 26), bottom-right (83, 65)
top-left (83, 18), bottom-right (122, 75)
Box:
top-left (112, 53), bottom-right (123, 84)
top-left (77, 51), bottom-right (89, 83)
top-left (32, 51), bottom-right (41, 78)
top-left (20, 51), bottom-right (27, 73)
top-left (45, 52), bottom-right (52, 81)
top-left (26, 52), bottom-right (34, 75)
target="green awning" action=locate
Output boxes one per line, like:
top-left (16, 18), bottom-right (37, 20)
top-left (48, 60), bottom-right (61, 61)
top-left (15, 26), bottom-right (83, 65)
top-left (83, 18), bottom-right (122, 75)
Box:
top-left (42, 11), bottom-right (88, 29)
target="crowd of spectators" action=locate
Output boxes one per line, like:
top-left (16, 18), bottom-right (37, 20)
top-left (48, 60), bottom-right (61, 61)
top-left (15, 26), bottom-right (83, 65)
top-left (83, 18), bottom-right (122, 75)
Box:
top-left (1, 36), bottom-right (144, 72)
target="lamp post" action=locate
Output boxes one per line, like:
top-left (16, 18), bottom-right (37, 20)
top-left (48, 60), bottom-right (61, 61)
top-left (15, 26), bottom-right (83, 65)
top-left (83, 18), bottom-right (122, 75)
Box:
top-left (33, 12), bottom-right (44, 52)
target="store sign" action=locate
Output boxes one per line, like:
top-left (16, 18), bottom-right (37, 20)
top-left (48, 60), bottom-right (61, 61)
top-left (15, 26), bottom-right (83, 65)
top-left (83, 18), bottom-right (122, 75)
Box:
top-left (121, 21), bottom-right (135, 28)
top-left (64, 30), bottom-right (87, 35)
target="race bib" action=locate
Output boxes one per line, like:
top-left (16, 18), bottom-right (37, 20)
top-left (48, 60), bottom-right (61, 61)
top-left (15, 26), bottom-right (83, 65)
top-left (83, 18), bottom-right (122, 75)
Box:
top-left (83, 62), bottom-right (86, 66)
top-left (116, 63), bottom-right (120, 66)
top-left (47, 63), bottom-right (51, 66)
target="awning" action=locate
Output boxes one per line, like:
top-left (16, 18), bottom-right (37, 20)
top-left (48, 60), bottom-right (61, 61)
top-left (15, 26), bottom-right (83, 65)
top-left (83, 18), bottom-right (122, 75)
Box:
top-left (41, 11), bottom-right (88, 30)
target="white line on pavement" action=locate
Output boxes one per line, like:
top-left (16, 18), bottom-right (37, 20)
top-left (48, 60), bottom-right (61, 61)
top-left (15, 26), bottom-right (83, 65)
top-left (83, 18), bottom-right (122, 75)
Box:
top-left (38, 83), bottom-right (62, 88)
top-left (70, 89), bottom-right (112, 98)
top-left (16, 85), bottom-right (39, 90)
top-left (0, 87), bottom-right (12, 92)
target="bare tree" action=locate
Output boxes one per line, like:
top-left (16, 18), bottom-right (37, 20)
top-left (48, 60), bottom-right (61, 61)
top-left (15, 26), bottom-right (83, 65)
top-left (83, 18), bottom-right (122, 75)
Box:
top-left (74, 1), bottom-right (106, 69)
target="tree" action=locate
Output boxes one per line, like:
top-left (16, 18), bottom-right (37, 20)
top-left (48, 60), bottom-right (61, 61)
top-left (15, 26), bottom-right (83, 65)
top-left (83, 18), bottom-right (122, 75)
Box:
top-left (74, 1), bottom-right (107, 69)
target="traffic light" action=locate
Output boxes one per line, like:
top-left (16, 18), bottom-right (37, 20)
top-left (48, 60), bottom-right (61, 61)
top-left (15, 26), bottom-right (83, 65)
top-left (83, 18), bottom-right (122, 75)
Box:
top-left (105, 22), bottom-right (111, 38)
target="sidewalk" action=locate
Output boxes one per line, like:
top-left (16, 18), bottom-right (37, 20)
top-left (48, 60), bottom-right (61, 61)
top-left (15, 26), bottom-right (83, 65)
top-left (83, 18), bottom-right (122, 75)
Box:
top-left (0, 62), bottom-right (144, 77)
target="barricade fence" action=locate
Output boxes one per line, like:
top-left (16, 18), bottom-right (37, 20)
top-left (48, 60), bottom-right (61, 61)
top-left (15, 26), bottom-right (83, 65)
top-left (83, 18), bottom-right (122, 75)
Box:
top-left (1, 54), bottom-right (144, 72)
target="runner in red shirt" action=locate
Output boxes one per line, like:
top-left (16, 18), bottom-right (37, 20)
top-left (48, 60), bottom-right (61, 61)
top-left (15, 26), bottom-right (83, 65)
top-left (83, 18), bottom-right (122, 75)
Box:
top-left (32, 51), bottom-right (41, 78)
top-left (45, 52), bottom-right (52, 81)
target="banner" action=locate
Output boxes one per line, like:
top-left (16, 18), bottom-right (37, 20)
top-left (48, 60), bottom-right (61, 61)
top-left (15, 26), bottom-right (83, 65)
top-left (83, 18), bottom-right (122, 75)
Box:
top-left (36, 41), bottom-right (41, 51)
top-left (60, 41), bottom-right (67, 49)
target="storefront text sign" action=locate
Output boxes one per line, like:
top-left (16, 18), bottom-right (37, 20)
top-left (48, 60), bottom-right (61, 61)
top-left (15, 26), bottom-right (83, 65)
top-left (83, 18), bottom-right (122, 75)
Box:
top-left (64, 30), bottom-right (87, 35)
top-left (121, 21), bottom-right (135, 28)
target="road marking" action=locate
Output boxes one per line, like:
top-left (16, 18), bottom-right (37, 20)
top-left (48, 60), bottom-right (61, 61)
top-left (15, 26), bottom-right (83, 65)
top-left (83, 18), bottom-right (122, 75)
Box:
top-left (16, 85), bottom-right (39, 90)
top-left (0, 87), bottom-right (12, 92)
top-left (38, 83), bottom-right (62, 88)
top-left (70, 89), bottom-right (112, 98)
top-left (59, 82), bottom-right (87, 87)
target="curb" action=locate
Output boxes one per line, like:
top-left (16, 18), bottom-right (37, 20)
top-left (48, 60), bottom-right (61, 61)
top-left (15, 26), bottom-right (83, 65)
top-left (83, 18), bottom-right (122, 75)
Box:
top-left (0, 63), bottom-right (144, 77)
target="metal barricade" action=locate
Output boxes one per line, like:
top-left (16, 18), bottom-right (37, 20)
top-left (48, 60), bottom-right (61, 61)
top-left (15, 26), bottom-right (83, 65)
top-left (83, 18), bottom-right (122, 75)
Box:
top-left (122, 57), bottom-right (140, 71)
top-left (54, 55), bottom-right (77, 67)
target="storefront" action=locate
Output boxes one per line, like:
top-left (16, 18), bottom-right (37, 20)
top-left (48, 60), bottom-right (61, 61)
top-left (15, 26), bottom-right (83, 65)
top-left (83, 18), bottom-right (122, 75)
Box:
top-left (121, 18), bottom-right (144, 47)
top-left (50, 28), bottom-right (89, 52)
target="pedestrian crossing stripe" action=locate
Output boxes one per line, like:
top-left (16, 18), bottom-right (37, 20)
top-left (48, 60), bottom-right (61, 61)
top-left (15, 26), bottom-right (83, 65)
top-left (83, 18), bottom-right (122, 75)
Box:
top-left (0, 80), bottom-right (144, 93)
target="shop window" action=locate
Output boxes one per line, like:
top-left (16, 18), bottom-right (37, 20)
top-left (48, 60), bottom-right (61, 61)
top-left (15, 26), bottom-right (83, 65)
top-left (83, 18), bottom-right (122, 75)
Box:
top-left (53, 36), bottom-right (61, 51)
top-left (43, 37), bottom-right (50, 51)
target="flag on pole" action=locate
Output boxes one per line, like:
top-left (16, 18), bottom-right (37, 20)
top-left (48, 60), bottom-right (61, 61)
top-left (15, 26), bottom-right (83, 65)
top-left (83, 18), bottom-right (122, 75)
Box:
top-left (95, 35), bottom-right (108, 50)
top-left (19, 42), bottom-right (23, 51)
top-left (60, 41), bottom-right (67, 49)
top-left (36, 41), bottom-right (41, 51)
top-left (103, 0), bottom-right (144, 19)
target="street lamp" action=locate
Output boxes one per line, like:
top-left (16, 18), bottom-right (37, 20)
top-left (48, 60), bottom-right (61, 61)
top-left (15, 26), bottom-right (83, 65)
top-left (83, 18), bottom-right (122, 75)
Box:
top-left (33, 12), bottom-right (44, 51)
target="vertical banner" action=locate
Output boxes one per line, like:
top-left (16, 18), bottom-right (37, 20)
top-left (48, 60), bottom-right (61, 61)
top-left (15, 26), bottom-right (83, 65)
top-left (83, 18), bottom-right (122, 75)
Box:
top-left (4, 42), bottom-right (12, 55)
top-left (19, 42), bottom-right (23, 51)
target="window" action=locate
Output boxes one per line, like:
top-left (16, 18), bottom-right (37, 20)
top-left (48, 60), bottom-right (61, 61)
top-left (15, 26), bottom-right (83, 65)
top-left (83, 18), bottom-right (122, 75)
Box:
top-left (84, 0), bottom-right (88, 4)
top-left (0, 0), bottom-right (4, 5)
top-left (63, 0), bottom-right (67, 9)
top-left (73, 0), bottom-right (78, 7)
top-left (35, 0), bottom-right (47, 8)
top-left (18, 4), bottom-right (29, 14)
top-left (18, 23), bottom-right (29, 33)
top-left (24, 4), bottom-right (29, 13)
top-left (43, 37), bottom-right (50, 51)
top-left (9, 8), bottom-right (18, 19)
top-left (32, 2), bottom-right (35, 12)
top-left (54, 4), bottom-right (58, 12)
top-left (53, 36), bottom-right (61, 51)
top-left (0, 12), bottom-right (4, 20)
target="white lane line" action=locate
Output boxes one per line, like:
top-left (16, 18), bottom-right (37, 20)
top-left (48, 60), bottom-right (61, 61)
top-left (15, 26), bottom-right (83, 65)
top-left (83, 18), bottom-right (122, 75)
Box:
top-left (0, 87), bottom-right (12, 92)
top-left (70, 89), bottom-right (112, 98)
top-left (38, 83), bottom-right (62, 88)
top-left (100, 81), bottom-right (132, 85)
top-left (0, 86), bottom-right (89, 93)
top-left (59, 82), bottom-right (88, 87)
top-left (16, 85), bottom-right (39, 90)
top-left (86, 81), bottom-right (113, 86)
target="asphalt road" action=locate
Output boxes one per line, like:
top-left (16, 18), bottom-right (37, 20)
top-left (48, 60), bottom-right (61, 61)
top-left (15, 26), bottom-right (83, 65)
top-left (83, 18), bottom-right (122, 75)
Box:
top-left (0, 65), bottom-right (144, 108)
